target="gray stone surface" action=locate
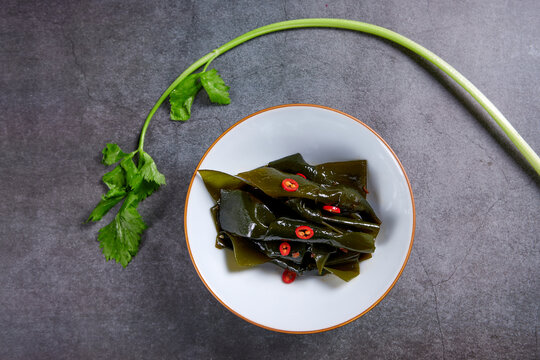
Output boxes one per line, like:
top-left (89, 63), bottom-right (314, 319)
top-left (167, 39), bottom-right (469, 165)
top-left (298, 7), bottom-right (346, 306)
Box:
top-left (1, 0), bottom-right (539, 359)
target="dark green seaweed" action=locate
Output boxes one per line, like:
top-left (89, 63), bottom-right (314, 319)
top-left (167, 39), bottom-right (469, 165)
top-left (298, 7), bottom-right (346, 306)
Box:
top-left (237, 166), bottom-right (380, 223)
top-left (218, 189), bottom-right (275, 239)
top-left (324, 260), bottom-right (360, 282)
top-left (285, 198), bottom-right (380, 236)
top-left (265, 217), bottom-right (375, 253)
top-left (228, 233), bottom-right (270, 266)
top-left (199, 169), bottom-right (248, 201)
top-left (268, 153), bottom-right (368, 196)
top-left (269, 256), bottom-right (317, 275)
top-left (200, 154), bottom-right (380, 282)
top-left (252, 240), bottom-right (308, 264)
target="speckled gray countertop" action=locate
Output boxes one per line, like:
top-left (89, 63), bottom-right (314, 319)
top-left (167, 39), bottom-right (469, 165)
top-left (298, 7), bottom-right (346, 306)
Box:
top-left (1, 1), bottom-right (539, 359)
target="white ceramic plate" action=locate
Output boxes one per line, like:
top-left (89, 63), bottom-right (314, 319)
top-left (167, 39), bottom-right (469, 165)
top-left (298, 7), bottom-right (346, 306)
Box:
top-left (184, 104), bottom-right (415, 333)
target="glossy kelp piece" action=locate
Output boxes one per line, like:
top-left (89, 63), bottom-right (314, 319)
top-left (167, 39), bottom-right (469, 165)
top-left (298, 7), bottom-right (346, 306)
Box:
top-left (310, 243), bottom-right (335, 274)
top-left (199, 169), bottom-right (247, 201)
top-left (359, 253), bottom-right (373, 262)
top-left (314, 252), bottom-right (331, 274)
top-left (215, 231), bottom-right (232, 249)
top-left (270, 256), bottom-right (318, 275)
top-left (200, 169), bottom-right (290, 215)
top-left (315, 160), bottom-right (367, 192)
top-left (324, 260), bottom-right (360, 282)
top-left (285, 198), bottom-right (380, 236)
top-left (269, 246), bottom-right (363, 279)
top-left (228, 233), bottom-right (270, 266)
top-left (253, 240), bottom-right (309, 265)
top-left (210, 205), bottom-right (228, 249)
top-left (267, 153), bottom-right (316, 179)
top-left (268, 153), bottom-right (367, 195)
top-left (322, 250), bottom-right (375, 281)
top-left (237, 167), bottom-right (380, 223)
top-left (326, 250), bottom-right (362, 265)
top-left (265, 217), bottom-right (375, 253)
top-left (214, 231), bottom-right (271, 267)
top-left (218, 189), bottom-right (275, 239)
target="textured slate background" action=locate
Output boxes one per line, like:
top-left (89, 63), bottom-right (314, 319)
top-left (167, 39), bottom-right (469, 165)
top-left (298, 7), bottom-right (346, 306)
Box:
top-left (1, 1), bottom-right (539, 359)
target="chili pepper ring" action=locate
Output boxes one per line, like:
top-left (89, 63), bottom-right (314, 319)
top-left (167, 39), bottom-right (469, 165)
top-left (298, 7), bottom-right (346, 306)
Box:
top-left (295, 225), bottom-right (314, 240)
top-left (281, 178), bottom-right (299, 192)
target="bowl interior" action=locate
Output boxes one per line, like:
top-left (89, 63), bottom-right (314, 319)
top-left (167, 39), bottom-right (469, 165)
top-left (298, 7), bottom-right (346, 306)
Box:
top-left (185, 105), bottom-right (414, 333)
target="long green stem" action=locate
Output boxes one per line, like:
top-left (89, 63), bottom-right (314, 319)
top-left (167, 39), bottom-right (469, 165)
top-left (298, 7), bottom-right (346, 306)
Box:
top-left (138, 18), bottom-right (540, 175)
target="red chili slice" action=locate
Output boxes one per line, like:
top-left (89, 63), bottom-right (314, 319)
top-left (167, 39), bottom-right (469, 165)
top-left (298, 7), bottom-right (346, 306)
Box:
top-left (292, 251), bottom-right (300, 258)
top-left (295, 225), bottom-right (314, 239)
top-left (281, 178), bottom-right (299, 192)
top-left (362, 185), bottom-right (369, 194)
top-left (279, 241), bottom-right (291, 256)
top-left (282, 269), bottom-right (296, 284)
top-left (322, 205), bottom-right (341, 214)
top-left (339, 248), bottom-right (348, 253)
top-left (296, 173), bottom-right (307, 179)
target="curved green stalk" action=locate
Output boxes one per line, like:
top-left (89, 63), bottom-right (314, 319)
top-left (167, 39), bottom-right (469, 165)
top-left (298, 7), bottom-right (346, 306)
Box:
top-left (138, 18), bottom-right (540, 174)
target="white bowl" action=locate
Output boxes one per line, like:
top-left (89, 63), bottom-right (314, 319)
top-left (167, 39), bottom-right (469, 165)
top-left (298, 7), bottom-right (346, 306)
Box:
top-left (184, 104), bottom-right (415, 333)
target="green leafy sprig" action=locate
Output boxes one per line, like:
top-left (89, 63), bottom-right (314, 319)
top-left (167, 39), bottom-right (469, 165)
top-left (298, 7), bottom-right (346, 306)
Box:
top-left (89, 18), bottom-right (540, 267)
top-left (88, 69), bottom-right (230, 267)
top-left (88, 144), bottom-right (165, 267)
top-left (169, 68), bottom-right (230, 121)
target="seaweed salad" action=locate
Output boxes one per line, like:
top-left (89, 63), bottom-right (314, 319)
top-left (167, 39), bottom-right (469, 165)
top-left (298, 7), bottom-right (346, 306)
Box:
top-left (199, 153), bottom-right (381, 283)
